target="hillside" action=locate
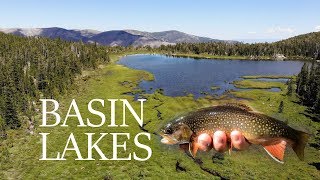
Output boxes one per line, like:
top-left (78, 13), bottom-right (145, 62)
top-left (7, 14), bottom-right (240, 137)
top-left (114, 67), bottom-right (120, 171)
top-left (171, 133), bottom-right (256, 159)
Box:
top-left (0, 32), bottom-right (110, 130)
top-left (274, 31), bottom-right (320, 59)
top-left (0, 27), bottom-right (223, 47)
top-left (157, 31), bottom-right (320, 60)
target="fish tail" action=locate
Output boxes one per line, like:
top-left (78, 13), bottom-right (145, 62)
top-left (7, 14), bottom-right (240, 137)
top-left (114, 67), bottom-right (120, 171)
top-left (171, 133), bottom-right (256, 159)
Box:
top-left (292, 130), bottom-right (310, 161)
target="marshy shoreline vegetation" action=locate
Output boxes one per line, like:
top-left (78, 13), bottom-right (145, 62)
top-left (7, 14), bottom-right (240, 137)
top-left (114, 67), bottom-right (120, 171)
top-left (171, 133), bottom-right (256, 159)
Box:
top-left (241, 75), bottom-right (293, 79)
top-left (232, 79), bottom-right (286, 90)
top-left (0, 32), bottom-right (320, 179)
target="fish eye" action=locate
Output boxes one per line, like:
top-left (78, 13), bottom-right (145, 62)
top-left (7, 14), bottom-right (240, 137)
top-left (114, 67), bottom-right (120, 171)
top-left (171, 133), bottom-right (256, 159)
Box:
top-left (164, 127), bottom-right (173, 134)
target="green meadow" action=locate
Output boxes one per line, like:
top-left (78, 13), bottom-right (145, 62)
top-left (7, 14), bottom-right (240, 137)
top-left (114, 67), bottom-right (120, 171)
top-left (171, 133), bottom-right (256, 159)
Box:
top-left (0, 53), bottom-right (319, 179)
top-left (232, 79), bottom-right (286, 90)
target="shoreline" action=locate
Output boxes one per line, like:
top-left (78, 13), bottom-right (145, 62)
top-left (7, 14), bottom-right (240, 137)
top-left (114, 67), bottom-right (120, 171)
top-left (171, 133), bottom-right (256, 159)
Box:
top-left (166, 53), bottom-right (313, 61)
top-left (113, 51), bottom-right (314, 62)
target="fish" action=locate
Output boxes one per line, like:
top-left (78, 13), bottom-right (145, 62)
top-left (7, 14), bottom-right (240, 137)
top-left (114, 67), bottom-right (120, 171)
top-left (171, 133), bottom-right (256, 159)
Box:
top-left (160, 103), bottom-right (310, 163)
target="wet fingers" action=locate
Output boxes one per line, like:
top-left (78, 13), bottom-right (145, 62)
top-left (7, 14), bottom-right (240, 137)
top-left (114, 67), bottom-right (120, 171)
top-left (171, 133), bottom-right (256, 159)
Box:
top-left (230, 130), bottom-right (250, 150)
top-left (213, 131), bottom-right (228, 152)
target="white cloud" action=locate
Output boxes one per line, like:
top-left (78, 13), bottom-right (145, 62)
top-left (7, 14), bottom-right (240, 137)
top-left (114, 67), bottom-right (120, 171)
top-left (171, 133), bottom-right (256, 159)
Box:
top-left (247, 31), bottom-right (256, 34)
top-left (267, 26), bottom-right (294, 34)
top-left (315, 25), bottom-right (320, 31)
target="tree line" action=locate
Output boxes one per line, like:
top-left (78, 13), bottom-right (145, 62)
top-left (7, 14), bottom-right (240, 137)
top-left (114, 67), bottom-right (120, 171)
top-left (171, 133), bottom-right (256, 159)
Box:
top-left (0, 32), bottom-right (110, 134)
top-left (154, 32), bottom-right (320, 60)
top-left (296, 62), bottom-right (320, 115)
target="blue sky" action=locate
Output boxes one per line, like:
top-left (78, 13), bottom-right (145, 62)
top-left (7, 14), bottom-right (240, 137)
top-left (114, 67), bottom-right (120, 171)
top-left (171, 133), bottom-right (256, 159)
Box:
top-left (1, 0), bottom-right (319, 40)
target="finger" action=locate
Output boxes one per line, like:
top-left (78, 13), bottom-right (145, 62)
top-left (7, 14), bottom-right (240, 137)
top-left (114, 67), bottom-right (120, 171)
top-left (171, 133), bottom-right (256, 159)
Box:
top-left (197, 133), bottom-right (213, 151)
top-left (230, 130), bottom-right (250, 150)
top-left (213, 130), bottom-right (228, 152)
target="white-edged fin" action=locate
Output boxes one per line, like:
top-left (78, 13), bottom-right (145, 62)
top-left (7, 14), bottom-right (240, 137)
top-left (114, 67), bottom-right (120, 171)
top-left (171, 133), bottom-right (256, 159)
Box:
top-left (263, 147), bottom-right (284, 164)
top-left (262, 140), bottom-right (287, 164)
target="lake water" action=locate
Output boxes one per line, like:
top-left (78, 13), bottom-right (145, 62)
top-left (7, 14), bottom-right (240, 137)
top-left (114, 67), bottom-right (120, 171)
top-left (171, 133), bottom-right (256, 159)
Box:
top-left (118, 54), bottom-right (305, 98)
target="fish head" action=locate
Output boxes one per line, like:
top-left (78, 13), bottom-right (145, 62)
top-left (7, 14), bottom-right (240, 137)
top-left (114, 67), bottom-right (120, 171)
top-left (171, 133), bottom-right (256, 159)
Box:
top-left (160, 119), bottom-right (193, 145)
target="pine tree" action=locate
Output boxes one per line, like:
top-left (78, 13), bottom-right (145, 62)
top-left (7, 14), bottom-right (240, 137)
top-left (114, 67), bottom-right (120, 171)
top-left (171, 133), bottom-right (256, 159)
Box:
top-left (296, 63), bottom-right (309, 99)
top-left (286, 79), bottom-right (293, 96)
top-left (0, 115), bottom-right (6, 139)
top-left (3, 86), bottom-right (20, 129)
top-left (278, 101), bottom-right (284, 113)
top-left (305, 62), bottom-right (316, 105)
top-left (313, 91), bottom-right (320, 114)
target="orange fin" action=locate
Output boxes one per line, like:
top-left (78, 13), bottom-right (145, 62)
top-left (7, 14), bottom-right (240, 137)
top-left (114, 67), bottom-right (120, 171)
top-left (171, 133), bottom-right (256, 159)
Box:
top-left (263, 140), bottom-right (287, 163)
top-left (189, 142), bottom-right (199, 158)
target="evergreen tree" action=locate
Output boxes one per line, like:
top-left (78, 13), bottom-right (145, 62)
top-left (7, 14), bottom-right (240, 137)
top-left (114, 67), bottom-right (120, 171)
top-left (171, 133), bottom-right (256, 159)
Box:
top-left (296, 63), bottom-right (309, 98)
top-left (0, 115), bottom-right (6, 139)
top-left (278, 101), bottom-right (284, 113)
top-left (313, 91), bottom-right (320, 114)
top-left (286, 79), bottom-right (293, 96)
top-left (3, 87), bottom-right (20, 129)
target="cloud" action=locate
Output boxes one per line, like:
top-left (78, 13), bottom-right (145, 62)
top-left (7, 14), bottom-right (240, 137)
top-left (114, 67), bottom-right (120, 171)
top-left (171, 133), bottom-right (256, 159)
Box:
top-left (247, 31), bottom-right (257, 34)
top-left (267, 26), bottom-right (294, 34)
top-left (315, 25), bottom-right (320, 31)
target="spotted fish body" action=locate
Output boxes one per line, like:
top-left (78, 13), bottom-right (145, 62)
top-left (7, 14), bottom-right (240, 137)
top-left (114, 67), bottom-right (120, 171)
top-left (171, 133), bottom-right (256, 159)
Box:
top-left (183, 105), bottom-right (297, 143)
top-left (161, 104), bottom-right (309, 163)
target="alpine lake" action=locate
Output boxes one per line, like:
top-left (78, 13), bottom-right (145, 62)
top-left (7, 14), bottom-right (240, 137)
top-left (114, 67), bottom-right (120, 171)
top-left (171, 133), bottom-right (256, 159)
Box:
top-left (118, 54), bottom-right (304, 98)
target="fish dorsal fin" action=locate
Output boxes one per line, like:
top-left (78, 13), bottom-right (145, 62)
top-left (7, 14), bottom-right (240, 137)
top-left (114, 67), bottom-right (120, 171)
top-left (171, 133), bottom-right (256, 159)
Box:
top-left (222, 103), bottom-right (253, 112)
top-left (263, 140), bottom-right (287, 164)
top-left (269, 114), bottom-right (289, 124)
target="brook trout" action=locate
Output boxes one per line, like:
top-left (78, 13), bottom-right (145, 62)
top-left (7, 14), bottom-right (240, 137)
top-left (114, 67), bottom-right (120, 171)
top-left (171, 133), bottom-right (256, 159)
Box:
top-left (160, 104), bottom-right (309, 163)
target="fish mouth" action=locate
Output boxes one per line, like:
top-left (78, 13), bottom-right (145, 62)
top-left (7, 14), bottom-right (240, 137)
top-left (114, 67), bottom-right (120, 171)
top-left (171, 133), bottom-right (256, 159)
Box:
top-left (160, 133), bottom-right (178, 145)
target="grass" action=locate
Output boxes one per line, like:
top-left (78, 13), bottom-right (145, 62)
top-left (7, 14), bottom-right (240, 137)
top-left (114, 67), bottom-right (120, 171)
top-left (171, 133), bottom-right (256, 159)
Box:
top-left (241, 75), bottom-right (293, 79)
top-left (0, 51), bottom-right (319, 179)
top-left (233, 79), bottom-right (286, 90)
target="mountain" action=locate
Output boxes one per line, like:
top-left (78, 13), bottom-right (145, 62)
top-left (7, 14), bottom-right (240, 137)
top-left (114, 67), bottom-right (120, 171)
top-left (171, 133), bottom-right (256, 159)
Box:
top-left (0, 27), bottom-right (225, 47)
top-left (125, 30), bottom-right (217, 43)
top-left (0, 27), bottom-right (104, 42)
top-left (89, 30), bottom-right (173, 47)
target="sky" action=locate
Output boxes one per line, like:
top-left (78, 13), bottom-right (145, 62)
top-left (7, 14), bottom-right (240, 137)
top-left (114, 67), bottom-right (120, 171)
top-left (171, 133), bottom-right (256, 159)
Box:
top-left (1, 0), bottom-right (320, 41)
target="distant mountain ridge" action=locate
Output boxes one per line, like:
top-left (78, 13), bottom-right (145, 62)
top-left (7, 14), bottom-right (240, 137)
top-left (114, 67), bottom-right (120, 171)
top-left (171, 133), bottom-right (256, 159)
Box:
top-left (0, 27), bottom-right (226, 47)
